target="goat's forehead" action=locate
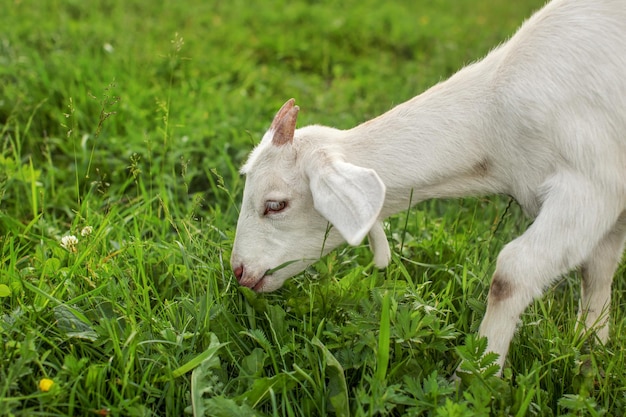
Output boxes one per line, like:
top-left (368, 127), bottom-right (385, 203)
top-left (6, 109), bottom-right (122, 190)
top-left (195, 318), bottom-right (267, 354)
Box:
top-left (240, 136), bottom-right (296, 175)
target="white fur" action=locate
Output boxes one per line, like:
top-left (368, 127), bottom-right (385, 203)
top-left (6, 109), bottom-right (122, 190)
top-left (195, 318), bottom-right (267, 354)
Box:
top-left (231, 0), bottom-right (626, 373)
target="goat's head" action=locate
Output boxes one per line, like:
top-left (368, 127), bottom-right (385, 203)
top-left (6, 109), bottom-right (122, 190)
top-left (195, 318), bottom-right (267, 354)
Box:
top-left (230, 99), bottom-right (387, 292)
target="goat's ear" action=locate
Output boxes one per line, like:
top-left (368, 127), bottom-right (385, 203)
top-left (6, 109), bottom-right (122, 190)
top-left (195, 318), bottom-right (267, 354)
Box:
top-left (270, 99), bottom-right (299, 146)
top-left (308, 158), bottom-right (385, 246)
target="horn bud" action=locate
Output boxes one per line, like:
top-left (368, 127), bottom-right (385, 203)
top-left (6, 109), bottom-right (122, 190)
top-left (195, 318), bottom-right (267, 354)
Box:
top-left (270, 98), bottom-right (299, 146)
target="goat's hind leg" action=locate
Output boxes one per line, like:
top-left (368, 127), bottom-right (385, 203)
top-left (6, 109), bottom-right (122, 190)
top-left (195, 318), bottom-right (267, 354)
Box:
top-left (578, 211), bottom-right (626, 342)
top-left (476, 173), bottom-right (624, 374)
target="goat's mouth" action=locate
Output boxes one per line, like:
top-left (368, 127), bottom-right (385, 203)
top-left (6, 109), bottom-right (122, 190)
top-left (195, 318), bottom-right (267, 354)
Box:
top-left (239, 260), bottom-right (307, 293)
top-left (252, 275), bottom-right (269, 292)
top-left (237, 270), bottom-right (272, 292)
top-left (243, 260), bottom-right (301, 292)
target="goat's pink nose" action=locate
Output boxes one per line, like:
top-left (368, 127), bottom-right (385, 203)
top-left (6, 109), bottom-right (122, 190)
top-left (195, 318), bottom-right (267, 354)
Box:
top-left (233, 265), bottom-right (244, 281)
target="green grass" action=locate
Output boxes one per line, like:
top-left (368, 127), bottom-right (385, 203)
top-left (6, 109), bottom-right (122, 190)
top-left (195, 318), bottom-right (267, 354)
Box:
top-left (1, 0), bottom-right (625, 415)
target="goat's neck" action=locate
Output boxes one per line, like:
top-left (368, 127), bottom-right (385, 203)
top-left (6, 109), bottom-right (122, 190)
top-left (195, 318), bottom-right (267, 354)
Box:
top-left (341, 64), bottom-right (506, 217)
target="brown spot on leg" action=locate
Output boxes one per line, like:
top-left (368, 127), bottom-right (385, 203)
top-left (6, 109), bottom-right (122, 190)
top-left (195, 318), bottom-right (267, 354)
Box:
top-left (471, 158), bottom-right (490, 177)
top-left (489, 273), bottom-right (512, 301)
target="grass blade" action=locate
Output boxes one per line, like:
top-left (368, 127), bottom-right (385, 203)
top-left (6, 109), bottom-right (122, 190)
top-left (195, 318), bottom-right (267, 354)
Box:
top-left (375, 291), bottom-right (391, 383)
top-left (173, 334), bottom-right (228, 378)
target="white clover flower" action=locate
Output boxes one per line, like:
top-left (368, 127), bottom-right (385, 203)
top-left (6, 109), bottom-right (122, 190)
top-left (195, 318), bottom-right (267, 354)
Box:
top-left (60, 235), bottom-right (79, 253)
top-left (80, 226), bottom-right (93, 237)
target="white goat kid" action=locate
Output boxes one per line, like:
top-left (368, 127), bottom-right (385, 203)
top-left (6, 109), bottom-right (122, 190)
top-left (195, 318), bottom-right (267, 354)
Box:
top-left (231, 0), bottom-right (626, 374)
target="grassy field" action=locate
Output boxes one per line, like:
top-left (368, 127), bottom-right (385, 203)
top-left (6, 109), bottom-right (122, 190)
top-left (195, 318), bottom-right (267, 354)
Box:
top-left (1, 0), bottom-right (625, 415)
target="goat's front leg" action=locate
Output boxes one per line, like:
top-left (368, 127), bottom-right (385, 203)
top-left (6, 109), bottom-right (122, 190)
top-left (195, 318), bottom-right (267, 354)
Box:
top-left (477, 172), bottom-right (624, 374)
top-left (578, 212), bottom-right (626, 341)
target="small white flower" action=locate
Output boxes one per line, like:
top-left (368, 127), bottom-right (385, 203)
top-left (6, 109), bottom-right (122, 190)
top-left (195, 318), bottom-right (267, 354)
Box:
top-left (103, 43), bottom-right (114, 53)
top-left (60, 235), bottom-right (79, 253)
top-left (80, 226), bottom-right (93, 237)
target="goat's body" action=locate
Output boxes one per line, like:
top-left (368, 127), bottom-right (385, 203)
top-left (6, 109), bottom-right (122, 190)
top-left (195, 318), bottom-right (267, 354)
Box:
top-left (232, 0), bottom-right (626, 373)
top-left (331, 0), bottom-right (626, 218)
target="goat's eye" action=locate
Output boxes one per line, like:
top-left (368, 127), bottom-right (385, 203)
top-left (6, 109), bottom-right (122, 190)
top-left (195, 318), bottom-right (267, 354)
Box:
top-left (264, 200), bottom-right (287, 215)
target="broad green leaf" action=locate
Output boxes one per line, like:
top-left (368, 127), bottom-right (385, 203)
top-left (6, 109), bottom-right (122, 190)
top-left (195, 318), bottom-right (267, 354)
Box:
top-left (188, 397), bottom-right (263, 417)
top-left (241, 348), bottom-right (268, 377)
top-left (235, 372), bottom-right (302, 407)
top-left (54, 305), bottom-right (98, 341)
top-left (188, 334), bottom-right (229, 417)
top-left (42, 258), bottom-right (62, 276)
top-left (313, 337), bottom-right (350, 417)
top-left (0, 284), bottom-right (11, 297)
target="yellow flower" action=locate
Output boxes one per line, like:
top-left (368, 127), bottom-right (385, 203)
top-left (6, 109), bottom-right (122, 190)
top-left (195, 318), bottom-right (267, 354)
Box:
top-left (39, 378), bottom-right (54, 392)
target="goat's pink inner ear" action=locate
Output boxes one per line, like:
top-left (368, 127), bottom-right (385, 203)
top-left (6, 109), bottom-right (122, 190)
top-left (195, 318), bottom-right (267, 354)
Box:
top-left (269, 98), bottom-right (296, 133)
top-left (272, 105), bottom-right (299, 146)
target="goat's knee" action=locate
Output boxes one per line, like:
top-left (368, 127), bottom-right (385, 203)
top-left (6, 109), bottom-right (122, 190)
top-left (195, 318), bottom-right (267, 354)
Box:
top-left (488, 273), bottom-right (514, 302)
